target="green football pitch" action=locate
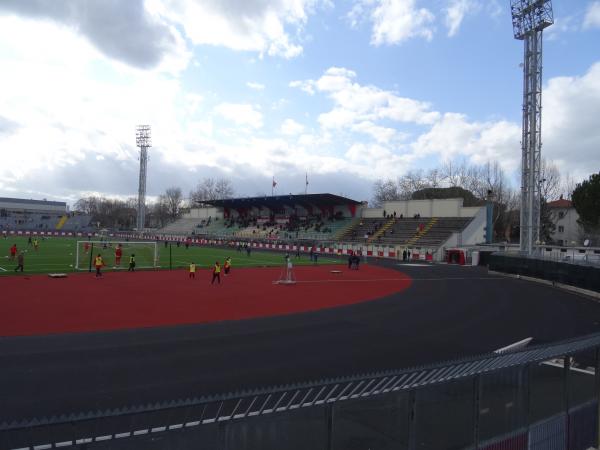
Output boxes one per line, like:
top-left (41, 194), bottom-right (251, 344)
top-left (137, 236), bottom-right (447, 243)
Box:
top-left (0, 236), bottom-right (340, 275)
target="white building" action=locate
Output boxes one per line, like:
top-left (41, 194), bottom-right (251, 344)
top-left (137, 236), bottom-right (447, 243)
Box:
top-left (548, 197), bottom-right (582, 246)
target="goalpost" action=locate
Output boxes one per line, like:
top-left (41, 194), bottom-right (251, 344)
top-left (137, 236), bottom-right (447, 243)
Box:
top-left (75, 241), bottom-right (159, 271)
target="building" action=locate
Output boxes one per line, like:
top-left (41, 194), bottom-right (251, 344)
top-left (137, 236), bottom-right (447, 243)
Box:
top-left (548, 197), bottom-right (582, 246)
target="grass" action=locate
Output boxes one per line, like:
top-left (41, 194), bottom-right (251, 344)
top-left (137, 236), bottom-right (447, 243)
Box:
top-left (0, 236), bottom-right (339, 275)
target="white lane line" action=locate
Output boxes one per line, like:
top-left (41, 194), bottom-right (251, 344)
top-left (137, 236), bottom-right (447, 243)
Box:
top-left (0, 266), bottom-right (7, 271)
top-left (295, 277), bottom-right (500, 284)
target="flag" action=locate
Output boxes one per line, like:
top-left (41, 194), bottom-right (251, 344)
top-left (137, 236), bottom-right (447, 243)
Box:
top-left (272, 178), bottom-right (277, 188)
top-left (305, 173), bottom-right (309, 186)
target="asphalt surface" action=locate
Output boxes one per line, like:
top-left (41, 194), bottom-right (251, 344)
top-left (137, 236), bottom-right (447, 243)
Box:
top-left (2, 261), bottom-right (600, 427)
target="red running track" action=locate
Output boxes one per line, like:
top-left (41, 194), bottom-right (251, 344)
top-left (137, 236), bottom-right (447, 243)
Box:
top-left (0, 264), bottom-right (411, 337)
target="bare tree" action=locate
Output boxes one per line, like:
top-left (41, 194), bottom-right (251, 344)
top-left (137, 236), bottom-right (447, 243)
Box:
top-left (190, 178), bottom-right (234, 203)
top-left (372, 179), bottom-right (400, 206)
top-left (561, 172), bottom-right (577, 200)
top-left (540, 159), bottom-right (561, 201)
top-left (164, 187), bottom-right (183, 220)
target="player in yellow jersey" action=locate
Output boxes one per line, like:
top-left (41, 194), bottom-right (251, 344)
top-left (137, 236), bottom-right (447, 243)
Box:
top-left (94, 254), bottom-right (105, 278)
top-left (189, 262), bottom-right (196, 279)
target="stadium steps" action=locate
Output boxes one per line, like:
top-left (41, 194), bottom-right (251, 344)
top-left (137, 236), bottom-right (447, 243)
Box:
top-left (55, 215), bottom-right (68, 230)
top-left (405, 217), bottom-right (438, 246)
top-left (367, 217), bottom-right (397, 243)
top-left (334, 217), bottom-right (360, 240)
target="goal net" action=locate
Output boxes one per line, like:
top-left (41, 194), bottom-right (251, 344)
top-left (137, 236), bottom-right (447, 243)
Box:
top-left (75, 241), bottom-right (159, 271)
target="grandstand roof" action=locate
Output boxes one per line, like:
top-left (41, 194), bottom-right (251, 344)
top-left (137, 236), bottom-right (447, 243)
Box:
top-left (0, 197), bottom-right (66, 207)
top-left (200, 193), bottom-right (361, 210)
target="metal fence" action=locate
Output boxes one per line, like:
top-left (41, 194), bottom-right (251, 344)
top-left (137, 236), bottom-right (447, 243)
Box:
top-left (2, 333), bottom-right (599, 450)
top-left (489, 253), bottom-right (600, 293)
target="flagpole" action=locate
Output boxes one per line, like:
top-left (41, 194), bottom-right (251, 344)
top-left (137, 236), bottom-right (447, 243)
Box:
top-left (305, 172), bottom-right (308, 195)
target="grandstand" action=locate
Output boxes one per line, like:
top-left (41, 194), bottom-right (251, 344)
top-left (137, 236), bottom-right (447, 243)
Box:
top-left (0, 197), bottom-right (92, 232)
top-left (156, 195), bottom-right (487, 261)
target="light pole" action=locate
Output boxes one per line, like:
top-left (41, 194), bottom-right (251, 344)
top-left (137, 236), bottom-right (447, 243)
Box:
top-left (511, 0), bottom-right (553, 254)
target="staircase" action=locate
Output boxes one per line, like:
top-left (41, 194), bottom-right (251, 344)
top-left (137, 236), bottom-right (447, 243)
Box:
top-left (335, 217), bottom-right (360, 240)
top-left (367, 217), bottom-right (397, 243)
top-left (56, 215), bottom-right (68, 230)
top-left (406, 217), bottom-right (438, 246)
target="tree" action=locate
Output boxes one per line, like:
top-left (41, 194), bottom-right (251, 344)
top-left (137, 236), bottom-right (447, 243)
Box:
top-left (539, 159), bottom-right (561, 201)
top-left (572, 172), bottom-right (600, 231)
top-left (164, 187), bottom-right (183, 220)
top-left (190, 178), bottom-right (234, 203)
top-left (539, 198), bottom-right (556, 243)
top-left (372, 179), bottom-right (400, 207)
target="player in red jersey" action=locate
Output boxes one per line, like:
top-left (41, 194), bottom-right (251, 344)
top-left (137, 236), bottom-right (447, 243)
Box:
top-left (9, 243), bottom-right (17, 261)
top-left (115, 244), bottom-right (123, 267)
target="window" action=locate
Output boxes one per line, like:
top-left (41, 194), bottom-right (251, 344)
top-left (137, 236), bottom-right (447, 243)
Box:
top-left (558, 211), bottom-right (565, 219)
top-left (558, 226), bottom-right (565, 233)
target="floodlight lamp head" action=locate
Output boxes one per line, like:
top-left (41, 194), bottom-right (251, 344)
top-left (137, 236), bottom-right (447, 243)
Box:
top-left (136, 125), bottom-right (152, 148)
top-left (511, 0), bottom-right (553, 40)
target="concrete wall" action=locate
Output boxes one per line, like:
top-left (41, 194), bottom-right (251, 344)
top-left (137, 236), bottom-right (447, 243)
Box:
top-left (0, 201), bottom-right (66, 214)
top-left (184, 207), bottom-right (222, 219)
top-left (361, 199), bottom-right (480, 219)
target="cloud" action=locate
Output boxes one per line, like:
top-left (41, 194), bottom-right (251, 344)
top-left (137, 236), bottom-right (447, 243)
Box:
top-left (356, 0), bottom-right (436, 46)
top-left (156, 0), bottom-right (326, 59)
top-left (214, 103), bottom-right (264, 128)
top-left (281, 119), bottom-right (305, 135)
top-left (289, 79), bottom-right (316, 95)
top-left (542, 62), bottom-right (600, 178)
top-left (583, 1), bottom-right (600, 29)
top-left (445, 0), bottom-right (476, 37)
top-left (0, 0), bottom-right (189, 71)
top-left (412, 113), bottom-right (521, 171)
top-left (246, 81), bottom-right (266, 90)
top-left (311, 67), bottom-right (440, 130)
top-left (0, 115), bottom-right (19, 136)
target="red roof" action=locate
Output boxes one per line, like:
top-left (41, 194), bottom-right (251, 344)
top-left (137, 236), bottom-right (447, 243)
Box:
top-left (547, 199), bottom-right (572, 208)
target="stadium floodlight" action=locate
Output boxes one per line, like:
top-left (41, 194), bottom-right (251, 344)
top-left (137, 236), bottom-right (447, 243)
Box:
top-left (136, 125), bottom-right (152, 231)
top-left (511, 0), bottom-right (553, 254)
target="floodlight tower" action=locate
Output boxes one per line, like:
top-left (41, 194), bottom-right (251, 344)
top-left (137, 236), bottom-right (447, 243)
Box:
top-left (135, 125), bottom-right (151, 231)
top-left (511, 0), bottom-right (553, 254)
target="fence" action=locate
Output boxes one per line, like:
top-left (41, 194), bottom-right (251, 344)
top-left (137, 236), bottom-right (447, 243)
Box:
top-left (2, 333), bottom-right (599, 450)
top-left (489, 253), bottom-right (600, 293)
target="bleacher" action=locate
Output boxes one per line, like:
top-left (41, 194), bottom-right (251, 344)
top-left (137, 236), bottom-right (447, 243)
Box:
top-left (341, 217), bottom-right (473, 248)
top-left (62, 214), bottom-right (93, 231)
top-left (0, 213), bottom-right (61, 231)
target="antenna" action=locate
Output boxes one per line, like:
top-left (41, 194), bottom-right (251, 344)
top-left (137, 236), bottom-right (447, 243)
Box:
top-left (511, 0), bottom-right (553, 254)
top-left (136, 125), bottom-right (151, 231)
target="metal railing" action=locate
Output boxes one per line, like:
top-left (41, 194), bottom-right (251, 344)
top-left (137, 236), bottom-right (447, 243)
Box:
top-left (3, 332), bottom-right (600, 449)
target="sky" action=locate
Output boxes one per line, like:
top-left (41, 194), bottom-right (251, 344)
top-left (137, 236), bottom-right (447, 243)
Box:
top-left (0, 0), bottom-right (599, 205)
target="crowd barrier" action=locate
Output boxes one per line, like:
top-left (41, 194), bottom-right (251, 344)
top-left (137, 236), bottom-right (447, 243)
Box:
top-left (489, 254), bottom-right (600, 293)
top-left (2, 333), bottom-right (599, 449)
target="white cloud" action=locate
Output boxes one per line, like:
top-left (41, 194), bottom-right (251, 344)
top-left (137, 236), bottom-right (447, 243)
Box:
top-left (214, 103), bottom-right (264, 129)
top-left (312, 66), bottom-right (439, 130)
top-left (281, 119), bottom-right (305, 135)
top-left (154, 0), bottom-right (325, 59)
top-left (289, 79), bottom-right (316, 95)
top-left (368, 0), bottom-right (436, 46)
top-left (583, 1), bottom-right (600, 29)
top-left (247, 81), bottom-right (266, 90)
top-left (412, 113), bottom-right (521, 171)
top-left (445, 0), bottom-right (476, 37)
top-left (351, 121), bottom-right (397, 144)
top-left (542, 62), bottom-right (600, 178)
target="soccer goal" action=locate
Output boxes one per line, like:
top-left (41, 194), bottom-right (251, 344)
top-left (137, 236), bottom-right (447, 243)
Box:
top-left (74, 241), bottom-right (159, 271)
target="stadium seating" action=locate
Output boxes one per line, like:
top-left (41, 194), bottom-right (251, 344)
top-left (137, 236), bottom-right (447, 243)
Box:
top-left (340, 217), bottom-right (472, 248)
top-left (0, 212), bottom-right (93, 232)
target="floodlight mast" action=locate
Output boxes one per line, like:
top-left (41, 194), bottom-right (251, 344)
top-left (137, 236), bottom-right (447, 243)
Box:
top-left (136, 125), bottom-right (151, 231)
top-left (511, 0), bottom-right (553, 255)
